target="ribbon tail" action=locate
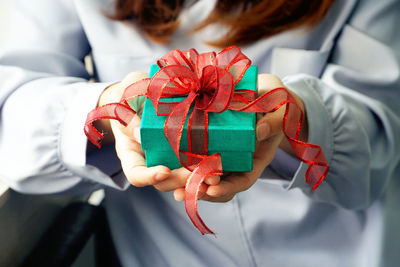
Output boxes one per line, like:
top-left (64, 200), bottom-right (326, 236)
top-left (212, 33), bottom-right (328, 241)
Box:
top-left (185, 154), bottom-right (223, 235)
top-left (284, 101), bottom-right (329, 189)
top-left (187, 109), bottom-right (208, 167)
top-left (164, 93), bottom-right (197, 168)
top-left (229, 87), bottom-right (329, 190)
top-left (121, 78), bottom-right (150, 105)
top-left (84, 103), bottom-right (135, 148)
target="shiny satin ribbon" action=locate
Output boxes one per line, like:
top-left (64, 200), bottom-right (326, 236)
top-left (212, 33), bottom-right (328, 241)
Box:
top-left (84, 46), bottom-right (329, 235)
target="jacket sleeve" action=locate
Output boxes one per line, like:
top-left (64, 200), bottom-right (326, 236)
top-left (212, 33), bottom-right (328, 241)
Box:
top-left (284, 0), bottom-right (400, 209)
top-left (0, 0), bottom-right (129, 194)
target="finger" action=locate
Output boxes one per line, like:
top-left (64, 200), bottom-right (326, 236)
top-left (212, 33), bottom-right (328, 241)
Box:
top-left (256, 74), bottom-right (287, 141)
top-left (154, 168), bottom-right (191, 192)
top-left (173, 183), bottom-right (208, 202)
top-left (114, 131), bottom-right (144, 158)
top-left (257, 74), bottom-right (284, 96)
top-left (133, 127), bottom-right (141, 144)
top-left (98, 72), bottom-right (148, 106)
top-left (258, 74), bottom-right (305, 114)
top-left (204, 175), bottom-right (220, 185)
top-left (120, 148), bottom-right (170, 187)
top-left (115, 134), bottom-right (170, 187)
top-left (253, 134), bottom-right (283, 165)
top-left (174, 188), bottom-right (185, 201)
top-left (174, 183), bottom-right (233, 203)
top-left (198, 182), bottom-right (208, 198)
top-left (128, 165), bottom-right (170, 187)
top-left (110, 114), bottom-right (142, 143)
top-left (199, 194), bottom-right (235, 203)
top-left (120, 72), bottom-right (149, 88)
top-left (206, 173), bottom-right (253, 198)
top-left (117, 72), bottom-right (149, 119)
top-left (205, 139), bottom-right (280, 199)
top-left (256, 108), bottom-right (285, 141)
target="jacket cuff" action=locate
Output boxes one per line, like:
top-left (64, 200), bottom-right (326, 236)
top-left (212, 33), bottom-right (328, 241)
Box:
top-left (282, 75), bottom-right (334, 192)
top-left (60, 82), bottom-right (129, 190)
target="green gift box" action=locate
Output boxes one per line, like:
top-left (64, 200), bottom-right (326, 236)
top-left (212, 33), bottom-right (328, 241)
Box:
top-left (130, 65), bottom-right (257, 172)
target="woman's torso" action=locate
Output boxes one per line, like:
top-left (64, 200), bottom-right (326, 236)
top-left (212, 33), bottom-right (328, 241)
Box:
top-left (76, 0), bottom-right (395, 266)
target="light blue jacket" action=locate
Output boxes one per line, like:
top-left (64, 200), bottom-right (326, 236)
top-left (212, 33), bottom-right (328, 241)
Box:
top-left (1, 0), bottom-right (399, 266)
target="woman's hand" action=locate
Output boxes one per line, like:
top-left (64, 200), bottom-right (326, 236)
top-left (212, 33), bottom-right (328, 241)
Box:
top-left (96, 72), bottom-right (219, 190)
top-left (96, 72), bottom-right (169, 186)
top-left (97, 72), bottom-right (306, 201)
top-left (173, 74), bottom-right (308, 202)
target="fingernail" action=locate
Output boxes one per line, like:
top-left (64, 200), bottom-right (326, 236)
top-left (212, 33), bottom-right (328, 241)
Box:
top-left (206, 187), bottom-right (218, 197)
top-left (256, 122), bottom-right (270, 141)
top-left (175, 192), bottom-right (185, 202)
top-left (175, 196), bottom-right (184, 202)
top-left (134, 127), bottom-right (141, 143)
top-left (205, 176), bottom-right (219, 185)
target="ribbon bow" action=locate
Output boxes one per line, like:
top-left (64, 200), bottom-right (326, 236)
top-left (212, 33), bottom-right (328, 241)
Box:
top-left (85, 46), bottom-right (329, 235)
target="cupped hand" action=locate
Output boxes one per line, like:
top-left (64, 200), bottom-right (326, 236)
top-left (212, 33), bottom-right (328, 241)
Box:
top-left (97, 72), bottom-right (219, 190)
top-left (97, 72), bottom-right (306, 200)
top-left (173, 74), bottom-right (308, 202)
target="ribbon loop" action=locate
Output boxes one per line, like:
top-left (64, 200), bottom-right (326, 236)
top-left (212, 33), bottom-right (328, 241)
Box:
top-left (195, 66), bottom-right (235, 113)
top-left (196, 51), bottom-right (216, 78)
top-left (157, 49), bottom-right (194, 71)
top-left (216, 46), bottom-right (251, 83)
top-left (148, 65), bottom-right (200, 115)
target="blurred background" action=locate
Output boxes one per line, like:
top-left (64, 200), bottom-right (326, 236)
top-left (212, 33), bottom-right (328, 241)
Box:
top-left (0, 0), bottom-right (11, 49)
top-left (0, 2), bottom-right (98, 266)
top-left (0, 0), bottom-right (10, 196)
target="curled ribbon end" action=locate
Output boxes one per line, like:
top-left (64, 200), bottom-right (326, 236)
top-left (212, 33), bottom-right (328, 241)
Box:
top-left (202, 231), bottom-right (216, 236)
top-left (92, 134), bottom-right (104, 149)
top-left (84, 123), bottom-right (104, 149)
top-left (90, 140), bottom-right (102, 149)
top-left (84, 102), bottom-right (136, 150)
top-left (309, 165), bottom-right (329, 191)
top-left (88, 134), bottom-right (103, 149)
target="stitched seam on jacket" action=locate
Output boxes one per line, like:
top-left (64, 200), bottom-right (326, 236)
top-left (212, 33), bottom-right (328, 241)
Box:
top-left (305, 78), bottom-right (335, 166)
top-left (234, 196), bottom-right (258, 267)
top-left (56, 98), bottom-right (80, 178)
top-left (305, 77), bottom-right (338, 200)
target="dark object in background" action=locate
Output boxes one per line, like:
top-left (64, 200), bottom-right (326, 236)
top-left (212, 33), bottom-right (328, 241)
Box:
top-left (19, 201), bottom-right (120, 267)
top-left (95, 208), bottom-right (122, 267)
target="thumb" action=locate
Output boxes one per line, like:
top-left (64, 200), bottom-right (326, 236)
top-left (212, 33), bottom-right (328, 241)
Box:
top-left (111, 113), bottom-right (142, 142)
top-left (256, 74), bottom-right (286, 141)
top-left (256, 109), bottom-right (285, 141)
top-left (257, 74), bottom-right (285, 96)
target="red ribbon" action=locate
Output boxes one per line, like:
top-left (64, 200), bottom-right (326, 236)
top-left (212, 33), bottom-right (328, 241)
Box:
top-left (84, 46), bottom-right (329, 235)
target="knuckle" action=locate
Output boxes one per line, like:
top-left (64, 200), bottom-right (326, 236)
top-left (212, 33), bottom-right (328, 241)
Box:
top-left (154, 184), bottom-right (171, 192)
top-left (220, 195), bottom-right (234, 203)
top-left (124, 72), bottom-right (148, 83)
top-left (257, 74), bottom-right (284, 93)
top-left (258, 73), bottom-right (281, 81)
top-left (242, 178), bottom-right (255, 192)
top-left (216, 192), bottom-right (228, 199)
top-left (124, 169), bottom-right (147, 187)
top-left (242, 184), bottom-right (252, 192)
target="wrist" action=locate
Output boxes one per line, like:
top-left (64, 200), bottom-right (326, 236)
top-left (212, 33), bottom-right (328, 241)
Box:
top-left (92, 82), bottom-right (122, 147)
top-left (98, 81), bottom-right (122, 107)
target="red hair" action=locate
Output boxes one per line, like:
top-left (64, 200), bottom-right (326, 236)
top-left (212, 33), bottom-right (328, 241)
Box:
top-left (109, 0), bottom-right (335, 46)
